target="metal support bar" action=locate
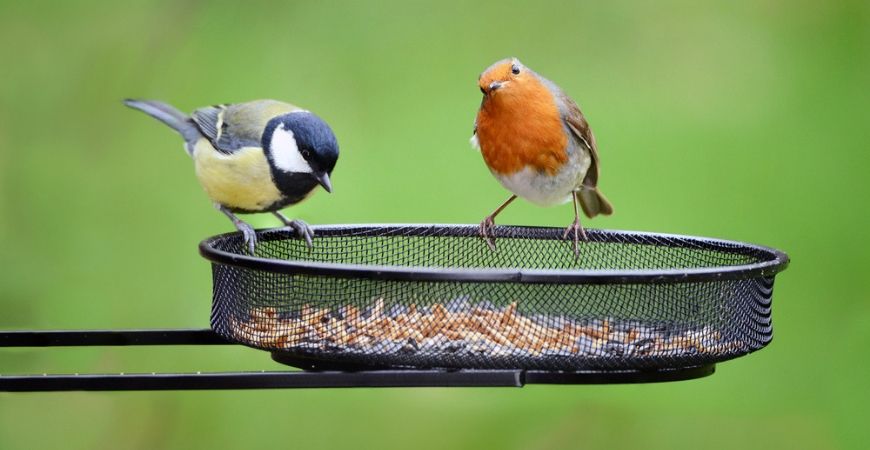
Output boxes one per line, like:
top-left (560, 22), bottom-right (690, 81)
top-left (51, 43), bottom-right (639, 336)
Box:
top-left (0, 329), bottom-right (715, 390)
top-left (0, 370), bottom-right (524, 391)
top-left (0, 366), bottom-right (714, 391)
top-left (0, 329), bottom-right (228, 347)
top-left (523, 365), bottom-right (715, 384)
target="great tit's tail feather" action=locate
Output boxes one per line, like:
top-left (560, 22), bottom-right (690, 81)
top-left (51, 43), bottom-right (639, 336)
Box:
top-left (578, 187), bottom-right (614, 218)
top-left (124, 99), bottom-right (201, 154)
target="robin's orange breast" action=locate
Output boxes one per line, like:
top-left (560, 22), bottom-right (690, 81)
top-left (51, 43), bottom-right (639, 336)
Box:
top-left (476, 79), bottom-right (568, 176)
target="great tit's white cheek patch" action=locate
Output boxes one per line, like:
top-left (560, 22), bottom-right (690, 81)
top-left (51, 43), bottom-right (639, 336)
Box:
top-left (270, 126), bottom-right (312, 173)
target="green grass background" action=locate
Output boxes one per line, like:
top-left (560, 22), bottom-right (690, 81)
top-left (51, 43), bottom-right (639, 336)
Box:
top-left (1, 1), bottom-right (868, 449)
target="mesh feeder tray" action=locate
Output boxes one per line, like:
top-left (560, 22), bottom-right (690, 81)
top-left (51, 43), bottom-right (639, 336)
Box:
top-left (200, 225), bottom-right (789, 373)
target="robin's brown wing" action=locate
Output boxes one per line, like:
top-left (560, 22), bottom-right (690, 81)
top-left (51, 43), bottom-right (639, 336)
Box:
top-left (558, 91), bottom-right (614, 217)
top-left (558, 92), bottom-right (601, 188)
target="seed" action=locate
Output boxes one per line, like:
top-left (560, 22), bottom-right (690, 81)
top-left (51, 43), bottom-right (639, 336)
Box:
top-left (233, 301), bottom-right (739, 363)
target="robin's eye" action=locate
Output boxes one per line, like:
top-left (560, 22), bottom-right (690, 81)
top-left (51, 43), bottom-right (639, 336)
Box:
top-left (511, 64), bottom-right (520, 75)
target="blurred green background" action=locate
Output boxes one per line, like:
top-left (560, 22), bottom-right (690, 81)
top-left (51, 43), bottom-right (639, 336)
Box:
top-left (0, 0), bottom-right (867, 448)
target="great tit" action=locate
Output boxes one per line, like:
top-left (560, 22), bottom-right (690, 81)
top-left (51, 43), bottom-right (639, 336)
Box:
top-left (124, 99), bottom-right (339, 253)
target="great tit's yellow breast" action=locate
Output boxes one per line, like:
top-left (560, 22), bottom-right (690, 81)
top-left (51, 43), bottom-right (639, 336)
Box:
top-left (192, 139), bottom-right (283, 212)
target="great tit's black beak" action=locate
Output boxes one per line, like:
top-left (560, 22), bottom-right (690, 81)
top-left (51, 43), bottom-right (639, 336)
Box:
top-left (488, 81), bottom-right (503, 92)
top-left (314, 171), bottom-right (332, 193)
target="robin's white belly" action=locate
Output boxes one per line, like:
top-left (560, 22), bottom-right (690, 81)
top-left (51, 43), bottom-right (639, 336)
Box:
top-left (493, 151), bottom-right (591, 207)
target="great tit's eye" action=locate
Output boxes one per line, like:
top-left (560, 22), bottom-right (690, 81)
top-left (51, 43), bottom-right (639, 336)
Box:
top-left (301, 148), bottom-right (311, 159)
top-left (480, 86), bottom-right (486, 94)
top-left (511, 64), bottom-right (520, 75)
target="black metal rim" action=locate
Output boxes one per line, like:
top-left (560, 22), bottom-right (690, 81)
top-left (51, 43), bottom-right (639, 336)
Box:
top-left (198, 224), bottom-right (790, 284)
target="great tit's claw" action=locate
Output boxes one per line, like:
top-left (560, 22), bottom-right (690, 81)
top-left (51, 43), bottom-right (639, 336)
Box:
top-left (273, 212), bottom-right (314, 248)
top-left (235, 220), bottom-right (258, 255)
top-left (289, 219), bottom-right (315, 248)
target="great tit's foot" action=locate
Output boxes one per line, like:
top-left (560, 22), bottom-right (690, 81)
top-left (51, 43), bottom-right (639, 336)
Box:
top-left (289, 219), bottom-right (314, 248)
top-left (216, 204), bottom-right (258, 254)
top-left (562, 218), bottom-right (588, 259)
top-left (234, 220), bottom-right (258, 255)
top-left (479, 215), bottom-right (498, 251)
top-left (273, 212), bottom-right (314, 248)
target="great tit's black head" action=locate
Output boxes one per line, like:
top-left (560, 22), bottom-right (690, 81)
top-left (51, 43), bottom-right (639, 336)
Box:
top-left (263, 111), bottom-right (339, 193)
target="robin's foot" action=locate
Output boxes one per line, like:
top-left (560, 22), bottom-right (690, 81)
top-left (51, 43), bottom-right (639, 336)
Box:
top-left (479, 215), bottom-right (498, 251)
top-left (562, 218), bottom-right (588, 259)
top-left (273, 212), bottom-right (314, 248)
top-left (479, 195), bottom-right (517, 252)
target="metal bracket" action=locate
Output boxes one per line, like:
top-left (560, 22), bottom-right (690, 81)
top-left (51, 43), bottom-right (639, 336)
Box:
top-left (0, 329), bottom-right (714, 391)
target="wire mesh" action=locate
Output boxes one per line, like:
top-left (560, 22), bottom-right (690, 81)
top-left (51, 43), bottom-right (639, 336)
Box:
top-left (202, 225), bottom-right (788, 371)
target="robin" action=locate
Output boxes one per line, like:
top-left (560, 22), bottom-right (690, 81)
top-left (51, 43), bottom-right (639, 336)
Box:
top-left (471, 57), bottom-right (613, 257)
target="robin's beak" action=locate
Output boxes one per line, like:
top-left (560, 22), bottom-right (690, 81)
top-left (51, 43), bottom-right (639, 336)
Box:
top-left (488, 81), bottom-right (503, 92)
top-left (313, 171), bottom-right (332, 193)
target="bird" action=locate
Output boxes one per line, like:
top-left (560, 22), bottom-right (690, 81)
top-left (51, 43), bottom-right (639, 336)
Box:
top-left (124, 99), bottom-right (339, 254)
top-left (471, 58), bottom-right (613, 257)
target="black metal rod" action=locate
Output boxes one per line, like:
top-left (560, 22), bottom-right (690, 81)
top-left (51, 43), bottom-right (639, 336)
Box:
top-left (523, 365), bottom-right (715, 384)
top-left (0, 370), bottom-right (523, 391)
top-left (0, 329), bottom-right (229, 347)
top-left (0, 366), bottom-right (715, 392)
top-left (0, 329), bottom-right (715, 390)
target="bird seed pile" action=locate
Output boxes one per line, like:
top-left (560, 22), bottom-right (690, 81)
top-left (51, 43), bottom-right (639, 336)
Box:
top-left (229, 297), bottom-right (745, 361)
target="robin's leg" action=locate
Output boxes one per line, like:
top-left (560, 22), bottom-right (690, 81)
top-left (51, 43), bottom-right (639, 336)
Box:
top-left (216, 204), bottom-right (258, 254)
top-left (273, 211), bottom-right (314, 248)
top-left (562, 190), bottom-right (588, 259)
top-left (479, 195), bottom-right (517, 251)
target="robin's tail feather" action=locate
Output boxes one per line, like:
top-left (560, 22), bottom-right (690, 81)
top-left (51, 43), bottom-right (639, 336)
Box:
top-left (578, 187), bottom-right (614, 218)
top-left (123, 99), bottom-right (201, 154)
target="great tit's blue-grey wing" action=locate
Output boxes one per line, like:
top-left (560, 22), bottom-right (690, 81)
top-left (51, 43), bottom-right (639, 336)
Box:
top-left (190, 104), bottom-right (223, 142)
top-left (191, 104), bottom-right (240, 154)
top-left (192, 100), bottom-right (301, 154)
